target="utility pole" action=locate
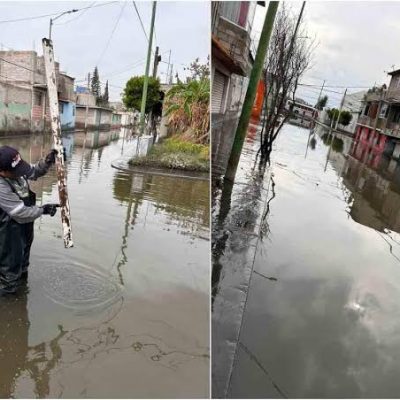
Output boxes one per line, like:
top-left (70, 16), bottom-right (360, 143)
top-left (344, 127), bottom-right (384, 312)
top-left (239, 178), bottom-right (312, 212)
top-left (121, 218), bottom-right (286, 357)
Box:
top-left (166, 50), bottom-right (171, 84)
top-left (49, 9), bottom-right (78, 40)
top-left (316, 80), bottom-right (326, 108)
top-left (152, 46), bottom-right (161, 79)
top-left (225, 1), bottom-right (279, 182)
top-left (139, 1), bottom-right (157, 135)
top-left (334, 88), bottom-right (347, 131)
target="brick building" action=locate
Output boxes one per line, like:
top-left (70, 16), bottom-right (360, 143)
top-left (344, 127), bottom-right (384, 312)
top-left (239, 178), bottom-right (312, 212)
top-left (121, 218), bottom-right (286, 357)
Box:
top-left (355, 69), bottom-right (400, 161)
top-left (0, 50), bottom-right (75, 135)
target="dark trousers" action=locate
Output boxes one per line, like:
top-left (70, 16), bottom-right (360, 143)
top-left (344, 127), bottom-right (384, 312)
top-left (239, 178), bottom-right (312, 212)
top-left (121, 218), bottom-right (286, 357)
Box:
top-left (0, 219), bottom-right (34, 294)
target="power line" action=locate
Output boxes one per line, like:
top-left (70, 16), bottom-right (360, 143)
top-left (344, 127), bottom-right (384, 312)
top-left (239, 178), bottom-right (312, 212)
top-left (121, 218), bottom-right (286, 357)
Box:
top-left (299, 82), bottom-right (371, 89)
top-left (54, 1), bottom-right (96, 25)
top-left (132, 1), bottom-right (149, 42)
top-left (0, 57), bottom-right (35, 73)
top-left (96, 2), bottom-right (127, 67)
top-left (0, 1), bottom-right (118, 24)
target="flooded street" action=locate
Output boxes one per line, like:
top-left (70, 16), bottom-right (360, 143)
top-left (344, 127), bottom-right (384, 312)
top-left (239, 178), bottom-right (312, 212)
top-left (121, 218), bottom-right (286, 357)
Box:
top-left (213, 122), bottom-right (400, 398)
top-left (0, 129), bottom-right (210, 398)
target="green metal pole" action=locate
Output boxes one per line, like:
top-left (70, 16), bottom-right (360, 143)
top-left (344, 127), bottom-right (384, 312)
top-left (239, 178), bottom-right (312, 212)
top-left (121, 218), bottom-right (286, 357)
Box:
top-left (139, 1), bottom-right (157, 135)
top-left (225, 1), bottom-right (279, 182)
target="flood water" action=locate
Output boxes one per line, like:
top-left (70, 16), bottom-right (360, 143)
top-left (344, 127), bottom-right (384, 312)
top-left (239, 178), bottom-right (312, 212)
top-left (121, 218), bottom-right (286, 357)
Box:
top-left (0, 128), bottom-right (210, 398)
top-left (213, 122), bottom-right (400, 398)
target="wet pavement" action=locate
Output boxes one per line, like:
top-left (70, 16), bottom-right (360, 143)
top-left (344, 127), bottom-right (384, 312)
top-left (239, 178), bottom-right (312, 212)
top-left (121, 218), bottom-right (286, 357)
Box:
top-left (0, 128), bottom-right (210, 398)
top-left (212, 122), bottom-right (400, 398)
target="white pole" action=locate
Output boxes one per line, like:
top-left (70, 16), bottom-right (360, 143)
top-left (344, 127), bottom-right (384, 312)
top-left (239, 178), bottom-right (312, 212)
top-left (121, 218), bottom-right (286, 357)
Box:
top-left (42, 38), bottom-right (73, 248)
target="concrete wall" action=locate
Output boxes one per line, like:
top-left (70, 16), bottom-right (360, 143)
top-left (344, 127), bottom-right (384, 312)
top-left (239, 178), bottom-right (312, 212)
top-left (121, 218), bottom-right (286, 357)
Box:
top-left (75, 106), bottom-right (112, 130)
top-left (111, 112), bottom-right (122, 128)
top-left (0, 81), bottom-right (32, 135)
top-left (76, 92), bottom-right (96, 107)
top-left (0, 51), bottom-right (74, 134)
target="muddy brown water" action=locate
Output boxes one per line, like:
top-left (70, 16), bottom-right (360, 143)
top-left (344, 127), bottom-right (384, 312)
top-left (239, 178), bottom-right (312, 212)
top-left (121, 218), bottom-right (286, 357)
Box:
top-left (0, 129), bottom-right (210, 398)
top-left (213, 122), bottom-right (400, 398)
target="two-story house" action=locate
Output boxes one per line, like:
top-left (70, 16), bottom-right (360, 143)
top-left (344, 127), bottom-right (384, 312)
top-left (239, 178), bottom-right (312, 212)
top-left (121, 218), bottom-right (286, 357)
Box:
top-left (211, 1), bottom-right (264, 178)
top-left (0, 50), bottom-right (75, 135)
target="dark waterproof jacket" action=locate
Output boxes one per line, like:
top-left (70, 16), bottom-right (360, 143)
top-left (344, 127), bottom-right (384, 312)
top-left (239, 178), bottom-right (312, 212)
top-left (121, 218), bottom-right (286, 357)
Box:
top-left (0, 160), bottom-right (50, 293)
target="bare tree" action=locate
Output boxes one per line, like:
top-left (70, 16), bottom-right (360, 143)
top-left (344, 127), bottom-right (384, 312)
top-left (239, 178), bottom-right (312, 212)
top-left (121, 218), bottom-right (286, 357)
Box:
top-left (258, 4), bottom-right (316, 164)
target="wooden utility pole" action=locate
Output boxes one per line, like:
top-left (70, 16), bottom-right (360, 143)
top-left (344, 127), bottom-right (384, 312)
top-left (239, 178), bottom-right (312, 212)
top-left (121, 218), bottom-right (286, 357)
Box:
top-left (225, 1), bottom-right (279, 182)
top-left (42, 38), bottom-right (73, 248)
top-left (139, 1), bottom-right (157, 135)
top-left (316, 80), bottom-right (326, 108)
top-left (166, 50), bottom-right (171, 84)
top-left (152, 46), bottom-right (161, 79)
top-left (334, 88), bottom-right (347, 130)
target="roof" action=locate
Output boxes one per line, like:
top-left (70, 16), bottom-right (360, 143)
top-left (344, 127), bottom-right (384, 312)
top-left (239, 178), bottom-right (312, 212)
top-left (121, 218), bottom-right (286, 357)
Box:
top-left (76, 104), bottom-right (113, 112)
top-left (388, 69), bottom-right (400, 76)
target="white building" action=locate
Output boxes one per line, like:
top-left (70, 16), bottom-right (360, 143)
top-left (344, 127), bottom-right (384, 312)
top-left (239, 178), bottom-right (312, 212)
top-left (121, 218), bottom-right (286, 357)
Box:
top-left (287, 99), bottom-right (317, 128)
top-left (337, 90), bottom-right (366, 135)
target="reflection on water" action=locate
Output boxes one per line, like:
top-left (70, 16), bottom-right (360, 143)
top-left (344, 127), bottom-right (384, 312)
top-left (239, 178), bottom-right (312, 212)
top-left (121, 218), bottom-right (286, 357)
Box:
top-left (0, 128), bottom-right (209, 398)
top-left (213, 122), bottom-right (400, 398)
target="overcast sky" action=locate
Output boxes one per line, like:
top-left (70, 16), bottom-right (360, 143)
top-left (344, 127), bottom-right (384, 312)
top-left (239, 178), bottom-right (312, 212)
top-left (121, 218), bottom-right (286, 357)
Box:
top-left (253, 1), bottom-right (400, 108)
top-left (0, 1), bottom-right (209, 101)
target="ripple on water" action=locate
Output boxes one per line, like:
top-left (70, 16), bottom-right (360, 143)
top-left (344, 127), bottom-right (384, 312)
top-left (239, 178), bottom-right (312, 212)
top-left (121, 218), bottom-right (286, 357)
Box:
top-left (35, 260), bottom-right (123, 313)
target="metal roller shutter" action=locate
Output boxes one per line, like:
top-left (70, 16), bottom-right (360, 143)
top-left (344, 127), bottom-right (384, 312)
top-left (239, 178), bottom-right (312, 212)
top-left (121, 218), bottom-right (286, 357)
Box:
top-left (212, 70), bottom-right (227, 113)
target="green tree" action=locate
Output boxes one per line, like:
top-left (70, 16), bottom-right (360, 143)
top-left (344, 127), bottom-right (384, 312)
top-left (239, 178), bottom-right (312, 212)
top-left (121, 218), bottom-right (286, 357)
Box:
top-left (102, 80), bottom-right (109, 106)
top-left (315, 95), bottom-right (328, 110)
top-left (340, 110), bottom-right (352, 126)
top-left (91, 66), bottom-right (102, 105)
top-left (328, 108), bottom-right (353, 126)
top-left (184, 57), bottom-right (210, 81)
top-left (122, 76), bottom-right (160, 113)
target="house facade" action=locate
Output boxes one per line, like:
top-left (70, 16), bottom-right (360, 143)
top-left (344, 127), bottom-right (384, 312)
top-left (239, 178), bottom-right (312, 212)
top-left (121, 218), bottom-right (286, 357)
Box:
top-left (211, 1), bottom-right (264, 177)
top-left (0, 50), bottom-right (75, 135)
top-left (287, 99), bottom-right (317, 129)
top-left (75, 91), bottom-right (113, 131)
top-left (355, 70), bottom-right (400, 160)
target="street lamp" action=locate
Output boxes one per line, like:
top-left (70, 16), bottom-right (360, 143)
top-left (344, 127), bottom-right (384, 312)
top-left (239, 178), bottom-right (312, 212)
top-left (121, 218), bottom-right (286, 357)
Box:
top-left (49, 9), bottom-right (79, 40)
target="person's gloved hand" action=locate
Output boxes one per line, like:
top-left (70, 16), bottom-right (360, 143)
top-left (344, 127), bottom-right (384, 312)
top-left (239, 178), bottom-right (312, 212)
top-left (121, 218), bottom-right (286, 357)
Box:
top-left (41, 203), bottom-right (60, 217)
top-left (45, 149), bottom-right (58, 165)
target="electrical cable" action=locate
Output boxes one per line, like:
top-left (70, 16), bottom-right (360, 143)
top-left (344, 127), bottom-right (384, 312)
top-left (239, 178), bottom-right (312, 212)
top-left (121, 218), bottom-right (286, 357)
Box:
top-left (0, 57), bottom-right (35, 73)
top-left (0, 1), bottom-right (118, 24)
top-left (54, 1), bottom-right (96, 25)
top-left (96, 2), bottom-right (127, 67)
top-left (132, 1), bottom-right (149, 42)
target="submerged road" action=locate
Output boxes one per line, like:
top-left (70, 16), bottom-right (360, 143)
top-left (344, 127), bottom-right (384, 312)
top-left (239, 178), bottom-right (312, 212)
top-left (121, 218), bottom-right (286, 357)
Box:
top-left (213, 122), bottom-right (400, 398)
top-left (0, 128), bottom-right (210, 398)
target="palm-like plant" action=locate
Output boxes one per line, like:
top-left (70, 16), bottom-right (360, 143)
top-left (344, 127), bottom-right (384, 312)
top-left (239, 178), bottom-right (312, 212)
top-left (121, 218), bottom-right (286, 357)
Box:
top-left (165, 78), bottom-right (210, 144)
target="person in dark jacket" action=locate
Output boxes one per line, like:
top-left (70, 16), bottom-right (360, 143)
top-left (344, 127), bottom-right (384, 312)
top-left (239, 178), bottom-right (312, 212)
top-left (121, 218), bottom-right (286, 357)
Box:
top-left (0, 146), bottom-right (60, 296)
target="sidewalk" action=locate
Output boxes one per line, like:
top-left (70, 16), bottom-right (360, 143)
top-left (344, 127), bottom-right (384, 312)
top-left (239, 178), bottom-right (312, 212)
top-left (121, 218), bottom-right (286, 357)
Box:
top-left (212, 124), bottom-right (273, 398)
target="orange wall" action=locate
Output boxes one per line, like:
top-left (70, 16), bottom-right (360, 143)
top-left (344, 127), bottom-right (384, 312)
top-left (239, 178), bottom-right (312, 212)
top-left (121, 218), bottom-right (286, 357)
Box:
top-left (251, 80), bottom-right (265, 120)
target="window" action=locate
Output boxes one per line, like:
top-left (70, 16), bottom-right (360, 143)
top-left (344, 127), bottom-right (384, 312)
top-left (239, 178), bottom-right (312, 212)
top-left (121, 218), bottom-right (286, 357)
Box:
top-left (59, 103), bottom-right (64, 114)
top-left (380, 103), bottom-right (388, 118)
top-left (34, 92), bottom-right (42, 106)
top-left (238, 2), bottom-right (249, 28)
top-left (72, 106), bottom-right (75, 116)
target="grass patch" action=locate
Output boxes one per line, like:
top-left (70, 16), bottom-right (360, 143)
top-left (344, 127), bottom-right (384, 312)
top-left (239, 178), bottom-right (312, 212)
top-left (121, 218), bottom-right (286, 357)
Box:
top-left (129, 137), bottom-right (209, 172)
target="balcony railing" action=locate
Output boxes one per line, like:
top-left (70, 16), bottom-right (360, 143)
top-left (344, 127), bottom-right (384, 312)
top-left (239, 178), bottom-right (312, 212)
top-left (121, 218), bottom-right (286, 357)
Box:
top-left (358, 115), bottom-right (373, 126)
top-left (358, 115), bottom-right (387, 130)
top-left (384, 122), bottom-right (400, 139)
